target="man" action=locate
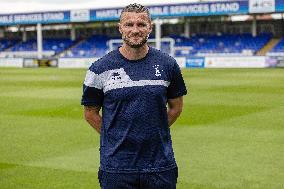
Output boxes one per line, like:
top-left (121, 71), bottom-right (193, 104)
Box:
top-left (81, 3), bottom-right (187, 189)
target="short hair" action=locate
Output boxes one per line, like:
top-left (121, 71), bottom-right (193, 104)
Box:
top-left (120, 3), bottom-right (151, 22)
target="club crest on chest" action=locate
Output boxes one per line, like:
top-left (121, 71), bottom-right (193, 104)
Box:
top-left (153, 64), bottom-right (163, 77)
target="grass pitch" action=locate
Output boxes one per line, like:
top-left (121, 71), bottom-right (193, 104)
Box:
top-left (0, 68), bottom-right (283, 189)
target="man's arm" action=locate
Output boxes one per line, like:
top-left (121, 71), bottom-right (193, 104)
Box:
top-left (167, 96), bottom-right (183, 127)
top-left (84, 106), bottom-right (102, 134)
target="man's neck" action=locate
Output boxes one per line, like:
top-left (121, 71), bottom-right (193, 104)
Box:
top-left (119, 44), bottom-right (149, 61)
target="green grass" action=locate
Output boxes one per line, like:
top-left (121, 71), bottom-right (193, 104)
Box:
top-left (0, 67), bottom-right (284, 189)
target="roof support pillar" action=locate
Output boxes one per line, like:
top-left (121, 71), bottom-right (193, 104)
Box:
top-left (252, 15), bottom-right (257, 37)
top-left (37, 23), bottom-right (43, 59)
top-left (22, 27), bottom-right (27, 42)
top-left (184, 18), bottom-right (190, 38)
top-left (71, 25), bottom-right (76, 41)
top-left (154, 18), bottom-right (162, 50)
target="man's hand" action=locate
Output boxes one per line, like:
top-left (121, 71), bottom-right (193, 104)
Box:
top-left (84, 106), bottom-right (102, 134)
top-left (167, 96), bottom-right (183, 127)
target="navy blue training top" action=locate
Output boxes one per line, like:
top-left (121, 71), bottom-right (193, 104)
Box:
top-left (81, 47), bottom-right (187, 173)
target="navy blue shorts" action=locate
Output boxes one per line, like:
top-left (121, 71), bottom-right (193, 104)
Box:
top-left (98, 168), bottom-right (178, 189)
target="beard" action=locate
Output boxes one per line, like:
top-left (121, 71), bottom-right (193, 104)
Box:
top-left (122, 34), bottom-right (149, 48)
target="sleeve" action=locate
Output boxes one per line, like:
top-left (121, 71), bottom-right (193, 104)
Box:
top-left (81, 69), bottom-right (104, 107)
top-left (167, 62), bottom-right (187, 99)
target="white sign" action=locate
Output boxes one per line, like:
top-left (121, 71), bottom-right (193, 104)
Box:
top-left (0, 51), bottom-right (55, 58)
top-left (58, 58), bottom-right (98, 68)
top-left (0, 58), bottom-right (23, 67)
top-left (249, 0), bottom-right (275, 13)
top-left (71, 10), bottom-right (90, 22)
top-left (205, 56), bottom-right (267, 68)
top-left (95, 9), bottom-right (122, 19)
top-left (175, 57), bottom-right (186, 68)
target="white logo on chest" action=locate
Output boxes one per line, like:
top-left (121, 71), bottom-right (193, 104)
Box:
top-left (111, 72), bottom-right (121, 80)
top-left (153, 65), bottom-right (162, 77)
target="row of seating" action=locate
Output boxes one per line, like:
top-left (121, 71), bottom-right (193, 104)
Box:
top-left (0, 39), bottom-right (20, 51)
top-left (0, 33), bottom-right (283, 57)
top-left (60, 35), bottom-right (109, 58)
top-left (8, 38), bottom-right (74, 53)
top-left (173, 33), bottom-right (272, 57)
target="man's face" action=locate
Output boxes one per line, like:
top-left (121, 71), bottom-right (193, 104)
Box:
top-left (119, 12), bottom-right (152, 48)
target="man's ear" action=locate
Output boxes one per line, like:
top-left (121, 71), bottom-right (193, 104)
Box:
top-left (118, 23), bottom-right (122, 34)
top-left (149, 22), bottom-right (153, 34)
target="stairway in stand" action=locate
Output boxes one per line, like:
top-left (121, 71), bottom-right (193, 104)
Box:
top-left (55, 38), bottom-right (86, 57)
top-left (257, 38), bottom-right (281, 55)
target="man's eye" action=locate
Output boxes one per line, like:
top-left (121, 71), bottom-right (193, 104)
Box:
top-left (125, 23), bottom-right (133, 27)
top-left (138, 23), bottom-right (146, 27)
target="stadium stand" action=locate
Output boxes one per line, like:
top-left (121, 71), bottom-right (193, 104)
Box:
top-left (54, 32), bottom-right (275, 58)
top-left (0, 33), bottom-right (282, 58)
top-left (8, 38), bottom-right (75, 53)
top-left (173, 33), bottom-right (272, 57)
top-left (60, 35), bottom-right (109, 58)
top-left (0, 39), bottom-right (20, 51)
top-left (0, 1), bottom-right (283, 68)
top-left (269, 37), bottom-right (284, 53)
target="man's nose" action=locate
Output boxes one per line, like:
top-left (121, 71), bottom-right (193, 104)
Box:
top-left (132, 25), bottom-right (139, 33)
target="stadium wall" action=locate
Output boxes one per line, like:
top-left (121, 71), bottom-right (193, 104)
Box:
top-left (204, 56), bottom-right (268, 68)
top-left (54, 56), bottom-right (270, 68)
top-left (0, 56), bottom-right (274, 68)
top-left (0, 58), bottom-right (23, 67)
top-left (184, 56), bottom-right (271, 68)
top-left (58, 58), bottom-right (98, 68)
